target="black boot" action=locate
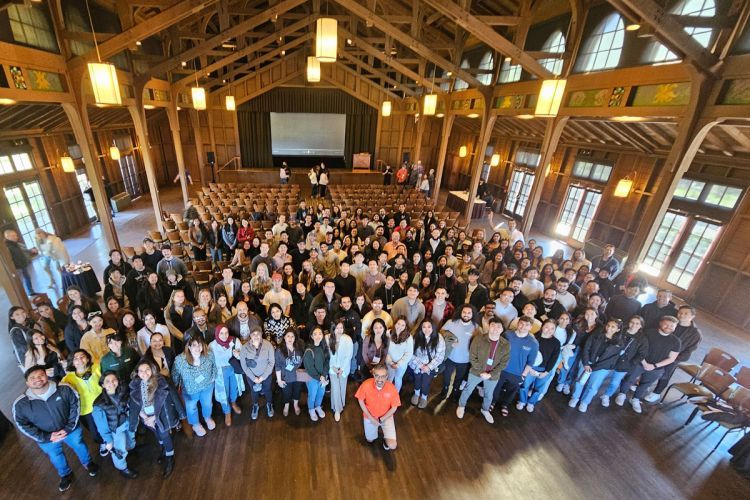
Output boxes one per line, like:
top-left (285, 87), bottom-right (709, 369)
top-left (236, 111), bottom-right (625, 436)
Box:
top-left (162, 455), bottom-right (174, 478)
top-left (119, 468), bottom-right (138, 479)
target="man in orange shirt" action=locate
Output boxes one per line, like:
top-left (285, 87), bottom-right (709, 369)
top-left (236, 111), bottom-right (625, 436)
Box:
top-left (355, 364), bottom-right (401, 451)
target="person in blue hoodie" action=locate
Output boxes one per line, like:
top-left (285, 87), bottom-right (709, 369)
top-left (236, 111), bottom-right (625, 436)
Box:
top-left (491, 316), bottom-right (539, 417)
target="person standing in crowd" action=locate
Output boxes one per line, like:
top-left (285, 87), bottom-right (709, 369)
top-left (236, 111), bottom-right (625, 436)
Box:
top-left (92, 371), bottom-right (137, 479)
top-left (189, 218), bottom-right (208, 261)
top-left (275, 328), bottom-right (305, 417)
top-left (408, 320), bottom-right (446, 409)
top-left (23, 330), bottom-right (66, 381)
top-left (355, 363), bottom-right (401, 451)
top-left (318, 164), bottom-right (329, 198)
top-left (128, 359), bottom-right (183, 478)
top-left (304, 326), bottom-right (330, 421)
top-left (34, 228), bottom-right (70, 290)
top-left (155, 244), bottom-right (188, 281)
top-left (80, 313), bottom-right (116, 363)
top-left (209, 324), bottom-right (243, 426)
top-left (518, 320), bottom-right (561, 413)
top-left (385, 318), bottom-right (414, 391)
top-left (639, 289), bottom-right (678, 328)
top-left (424, 287), bottom-right (455, 331)
top-left (382, 164), bottom-right (393, 185)
top-left (172, 336), bottom-right (217, 437)
top-left (280, 162), bottom-right (290, 184)
top-left (440, 305), bottom-right (482, 398)
top-left (9, 306), bottom-right (35, 371)
top-left (327, 320), bottom-right (354, 422)
top-left (99, 334), bottom-right (138, 381)
top-left (456, 318), bottom-right (510, 423)
top-left (492, 316), bottom-right (539, 418)
top-left (240, 329), bottom-right (275, 420)
top-left (308, 165), bottom-right (319, 197)
top-left (13, 366), bottom-right (99, 492)
top-left (65, 306), bottom-right (90, 354)
top-left (605, 282), bottom-right (642, 321)
top-left (618, 316), bottom-right (681, 414)
top-left (590, 244), bottom-right (620, 278)
top-left (390, 285), bottom-right (426, 333)
top-left (362, 318), bottom-right (390, 376)
top-left (601, 316), bottom-right (647, 407)
top-left (62, 350), bottom-right (105, 456)
top-left (4, 228), bottom-right (38, 295)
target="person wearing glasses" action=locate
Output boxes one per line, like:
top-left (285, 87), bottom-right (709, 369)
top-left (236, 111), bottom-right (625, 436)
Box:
top-left (354, 363), bottom-right (401, 451)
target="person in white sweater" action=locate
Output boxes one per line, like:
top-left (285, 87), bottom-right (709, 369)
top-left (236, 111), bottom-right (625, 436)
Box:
top-left (385, 318), bottom-right (414, 391)
top-left (408, 320), bottom-right (446, 408)
top-left (326, 320), bottom-right (354, 422)
top-left (520, 268), bottom-right (544, 301)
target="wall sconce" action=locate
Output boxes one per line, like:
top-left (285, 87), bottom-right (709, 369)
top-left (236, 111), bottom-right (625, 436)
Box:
top-left (490, 154), bottom-right (500, 167)
top-left (109, 146), bottom-right (120, 161)
top-left (459, 146), bottom-right (467, 158)
top-left (381, 100), bottom-right (392, 117)
top-left (60, 155), bottom-right (75, 173)
top-left (614, 177), bottom-right (634, 197)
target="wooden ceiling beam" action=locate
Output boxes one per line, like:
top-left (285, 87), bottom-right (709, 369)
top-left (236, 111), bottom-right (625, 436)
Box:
top-left (144, 0), bottom-right (307, 78)
top-left (339, 51), bottom-right (418, 97)
top-left (172, 17), bottom-right (312, 89)
top-left (331, 0), bottom-right (483, 87)
top-left (421, 0), bottom-right (553, 80)
top-left (721, 125), bottom-right (750, 151)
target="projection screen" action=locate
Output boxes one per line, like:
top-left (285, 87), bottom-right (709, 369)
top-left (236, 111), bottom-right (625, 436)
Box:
top-left (270, 112), bottom-right (346, 156)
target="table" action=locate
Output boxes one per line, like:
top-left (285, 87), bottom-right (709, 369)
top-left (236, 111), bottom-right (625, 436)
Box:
top-left (447, 190), bottom-right (487, 219)
top-left (62, 268), bottom-right (101, 297)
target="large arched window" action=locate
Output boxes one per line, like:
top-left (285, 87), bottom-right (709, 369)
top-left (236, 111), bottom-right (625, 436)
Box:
top-left (539, 31), bottom-right (566, 75)
top-left (454, 58), bottom-right (470, 90)
top-left (578, 13), bottom-right (625, 72)
top-left (498, 59), bottom-right (522, 83)
top-left (477, 51), bottom-right (494, 85)
top-left (645, 0), bottom-right (716, 63)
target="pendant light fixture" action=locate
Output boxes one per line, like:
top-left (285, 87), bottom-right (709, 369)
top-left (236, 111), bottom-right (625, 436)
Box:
top-left (381, 101), bottom-right (392, 117)
top-left (307, 56), bottom-right (321, 82)
top-left (490, 154), bottom-right (500, 167)
top-left (109, 145), bottom-right (120, 161)
top-left (225, 95), bottom-right (236, 111)
top-left (191, 60), bottom-right (206, 110)
top-left (459, 146), bottom-right (467, 158)
top-left (535, 79), bottom-right (567, 117)
top-left (85, 0), bottom-right (121, 105)
top-left (614, 177), bottom-right (634, 197)
top-left (423, 63), bottom-right (438, 116)
top-left (60, 155), bottom-right (75, 173)
top-left (315, 18), bottom-right (337, 62)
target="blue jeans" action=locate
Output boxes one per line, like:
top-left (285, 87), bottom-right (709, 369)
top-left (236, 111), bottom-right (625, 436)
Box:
top-left (603, 370), bottom-right (629, 397)
top-left (20, 265), bottom-right (34, 294)
top-left (520, 366), bottom-right (553, 405)
top-left (110, 422), bottom-right (134, 470)
top-left (571, 369), bottom-right (592, 401)
top-left (458, 373), bottom-right (498, 411)
top-left (580, 369), bottom-right (615, 405)
top-left (210, 247), bottom-right (223, 262)
top-left (409, 367), bottom-right (437, 396)
top-left (184, 386), bottom-right (214, 425)
top-left (558, 350), bottom-right (581, 387)
top-left (218, 366), bottom-right (239, 414)
top-left (306, 379), bottom-right (325, 410)
top-left (37, 426), bottom-right (92, 477)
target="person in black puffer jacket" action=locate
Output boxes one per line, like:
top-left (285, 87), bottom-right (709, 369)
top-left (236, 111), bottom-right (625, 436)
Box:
top-left (92, 371), bottom-right (137, 479)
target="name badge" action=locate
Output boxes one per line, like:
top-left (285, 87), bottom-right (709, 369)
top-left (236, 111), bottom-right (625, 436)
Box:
top-left (486, 358), bottom-right (494, 364)
top-left (373, 356), bottom-right (381, 364)
top-left (285, 362), bottom-right (295, 371)
top-left (195, 375), bottom-right (205, 383)
top-left (143, 404), bottom-right (154, 414)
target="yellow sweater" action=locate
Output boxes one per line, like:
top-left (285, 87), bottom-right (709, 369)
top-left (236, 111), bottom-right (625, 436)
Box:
top-left (62, 365), bottom-right (102, 416)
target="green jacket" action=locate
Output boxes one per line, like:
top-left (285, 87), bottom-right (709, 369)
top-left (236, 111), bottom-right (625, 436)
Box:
top-left (469, 333), bottom-right (510, 380)
top-left (100, 346), bottom-right (139, 380)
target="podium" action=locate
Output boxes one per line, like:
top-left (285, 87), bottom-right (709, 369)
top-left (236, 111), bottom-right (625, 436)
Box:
top-left (352, 153), bottom-right (371, 169)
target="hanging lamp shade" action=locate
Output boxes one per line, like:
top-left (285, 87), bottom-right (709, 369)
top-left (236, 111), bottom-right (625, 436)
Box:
top-left (535, 79), bottom-right (567, 117)
top-left (225, 95), bottom-right (236, 111)
top-left (87, 62), bottom-right (122, 105)
top-left (109, 146), bottom-right (120, 161)
top-left (459, 146), bottom-right (467, 158)
top-left (490, 154), bottom-right (500, 167)
top-left (316, 18), bottom-right (337, 62)
top-left (423, 94), bottom-right (437, 115)
top-left (192, 87), bottom-right (206, 110)
top-left (381, 101), bottom-right (392, 117)
top-left (614, 178), bottom-right (634, 197)
top-left (306, 56), bottom-right (321, 82)
top-left (60, 155), bottom-right (75, 173)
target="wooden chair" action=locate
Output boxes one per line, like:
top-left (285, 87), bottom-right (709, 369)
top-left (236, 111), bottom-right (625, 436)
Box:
top-left (148, 231), bottom-right (165, 246)
top-left (176, 221), bottom-right (189, 232)
top-left (669, 363), bottom-right (735, 406)
top-left (122, 246), bottom-right (137, 262)
top-left (683, 385), bottom-right (750, 451)
top-left (193, 260), bottom-right (212, 272)
top-left (167, 230), bottom-right (182, 247)
top-left (193, 270), bottom-right (212, 288)
top-left (162, 219), bottom-right (177, 231)
top-left (679, 348), bottom-right (739, 382)
top-left (736, 366), bottom-right (750, 389)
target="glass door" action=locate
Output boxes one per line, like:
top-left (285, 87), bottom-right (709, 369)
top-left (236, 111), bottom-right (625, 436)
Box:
top-left (504, 169), bottom-right (534, 217)
top-left (3, 180), bottom-right (54, 245)
top-left (119, 154), bottom-right (142, 197)
top-left (75, 170), bottom-right (97, 220)
top-left (666, 220), bottom-right (721, 289)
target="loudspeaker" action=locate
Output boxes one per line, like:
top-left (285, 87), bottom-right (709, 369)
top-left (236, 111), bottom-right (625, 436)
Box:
top-left (207, 151), bottom-right (216, 165)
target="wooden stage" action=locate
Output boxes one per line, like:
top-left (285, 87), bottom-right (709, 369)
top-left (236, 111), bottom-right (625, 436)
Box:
top-left (217, 168), bottom-right (385, 185)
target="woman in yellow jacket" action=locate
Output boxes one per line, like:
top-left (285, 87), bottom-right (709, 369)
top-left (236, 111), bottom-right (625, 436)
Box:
top-left (62, 349), bottom-right (107, 457)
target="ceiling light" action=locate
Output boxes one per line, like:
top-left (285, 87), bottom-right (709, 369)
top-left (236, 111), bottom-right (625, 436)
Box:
top-left (504, 57), bottom-right (511, 62)
top-left (135, 40), bottom-right (142, 46)
top-left (446, 71), bottom-right (452, 77)
top-left (191, 87), bottom-right (206, 110)
top-left (459, 146), bottom-right (467, 158)
top-left (0, 98), bottom-right (16, 105)
top-left (307, 56), bottom-right (321, 82)
top-left (423, 94), bottom-right (437, 115)
top-left (467, 113), bottom-right (479, 118)
top-left (143, 104), bottom-right (155, 109)
top-left (436, 113), bottom-right (444, 118)
top-left (535, 79), bottom-right (567, 117)
top-left (381, 101), bottom-right (392, 117)
top-left (222, 79), bottom-right (227, 83)
top-left (88, 62), bottom-right (122, 106)
top-left (490, 154), bottom-right (500, 167)
top-left (221, 43), bottom-right (236, 49)
top-left (60, 155), bottom-right (75, 173)
top-left (281, 50), bottom-right (286, 56)
top-left (347, 38), bottom-right (353, 45)
top-left (612, 116), bottom-right (647, 122)
top-left (614, 177), bottom-right (634, 197)
top-left (225, 95), bottom-right (236, 111)
top-left (626, 23), bottom-right (641, 32)
top-left (517, 114), bottom-right (535, 119)
top-left (181, 61), bottom-right (187, 67)
top-left (109, 146), bottom-right (120, 161)
top-left (316, 18), bottom-right (338, 62)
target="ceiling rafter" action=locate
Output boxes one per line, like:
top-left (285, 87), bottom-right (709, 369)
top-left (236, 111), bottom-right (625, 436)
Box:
top-left (339, 51), bottom-right (419, 97)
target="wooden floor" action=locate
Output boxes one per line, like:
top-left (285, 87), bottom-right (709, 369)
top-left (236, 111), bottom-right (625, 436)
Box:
top-left (1, 187), bottom-right (750, 499)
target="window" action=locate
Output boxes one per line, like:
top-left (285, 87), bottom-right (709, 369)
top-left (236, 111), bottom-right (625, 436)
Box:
top-left (3, 180), bottom-right (53, 246)
top-left (504, 169), bottom-right (535, 216)
top-left (119, 155), bottom-right (142, 197)
top-left (539, 31), bottom-right (566, 76)
top-left (515, 148), bottom-right (541, 167)
top-left (0, 152), bottom-right (35, 175)
top-left (666, 219), bottom-right (721, 289)
top-left (7, 5), bottom-right (58, 52)
top-left (498, 59), bottom-right (522, 83)
top-left (440, 70), bottom-right (452, 92)
top-left (672, 177), bottom-right (743, 209)
top-left (454, 58), bottom-right (470, 91)
top-left (76, 171), bottom-right (97, 220)
top-left (578, 13), bottom-right (625, 72)
top-left (556, 185), bottom-right (602, 241)
top-left (477, 51), bottom-right (494, 85)
top-left (645, 0), bottom-right (715, 63)
top-left (641, 211), bottom-right (688, 276)
top-left (572, 159), bottom-right (613, 183)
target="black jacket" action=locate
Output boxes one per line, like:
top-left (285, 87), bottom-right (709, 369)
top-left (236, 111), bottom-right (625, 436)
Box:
top-left (137, 283), bottom-right (170, 322)
top-left (420, 239), bottom-right (445, 261)
top-left (452, 283), bottom-right (490, 312)
top-left (291, 293), bottom-right (313, 327)
top-left (639, 301), bottom-right (679, 329)
top-left (143, 346), bottom-right (177, 373)
top-left (613, 332), bottom-right (649, 372)
top-left (140, 250), bottom-right (162, 273)
top-left (532, 298), bottom-right (566, 322)
top-left (128, 376), bottom-right (184, 433)
top-left (92, 385), bottom-right (130, 433)
top-left (9, 322), bottom-right (33, 366)
top-left (334, 307), bottom-right (363, 342)
top-left (582, 332), bottom-right (624, 371)
top-left (64, 321), bottom-right (87, 354)
top-left (6, 238), bottom-right (32, 268)
top-left (674, 323), bottom-right (702, 363)
top-left (103, 259), bottom-right (132, 285)
top-left (13, 383), bottom-right (80, 443)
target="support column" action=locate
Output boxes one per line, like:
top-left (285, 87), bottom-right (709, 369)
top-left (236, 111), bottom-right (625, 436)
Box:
top-left (464, 100), bottom-right (497, 223)
top-left (395, 114), bottom-right (407, 166)
top-left (373, 113), bottom-right (383, 170)
top-left (166, 102), bottom-right (190, 205)
top-left (432, 113), bottom-right (455, 201)
top-left (0, 242), bottom-right (31, 308)
top-left (520, 116), bottom-right (569, 234)
top-left (190, 109), bottom-right (208, 185)
top-left (631, 72), bottom-right (717, 262)
top-left (61, 102), bottom-right (119, 250)
top-left (128, 99), bottom-right (164, 233)
top-left (412, 113), bottom-right (427, 165)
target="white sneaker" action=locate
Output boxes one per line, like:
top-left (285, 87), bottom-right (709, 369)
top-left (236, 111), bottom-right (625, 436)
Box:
top-left (315, 407), bottom-right (326, 419)
top-left (456, 406), bottom-right (465, 419)
top-left (458, 380), bottom-right (467, 391)
top-left (516, 402), bottom-right (525, 410)
top-left (480, 409), bottom-right (495, 424)
top-left (568, 398), bottom-right (579, 408)
top-left (205, 417), bottom-right (216, 430)
top-left (562, 385), bottom-right (571, 395)
top-left (309, 409), bottom-right (319, 422)
top-left (334, 411), bottom-right (341, 422)
top-left (192, 424), bottom-right (206, 437)
top-left (555, 384), bottom-right (564, 393)
top-left (630, 385), bottom-right (637, 392)
top-left (644, 393), bottom-right (661, 404)
top-left (578, 403), bottom-right (588, 413)
top-left (526, 404), bottom-right (535, 413)
top-left (615, 393), bottom-right (626, 406)
top-left (631, 398), bottom-right (643, 414)
top-left (601, 395), bottom-right (610, 408)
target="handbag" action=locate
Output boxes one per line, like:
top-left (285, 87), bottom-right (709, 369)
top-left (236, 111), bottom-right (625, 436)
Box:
top-left (228, 339), bottom-right (244, 374)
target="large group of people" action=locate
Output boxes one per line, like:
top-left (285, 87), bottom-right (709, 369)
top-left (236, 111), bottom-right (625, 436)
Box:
top-left (7, 190), bottom-right (706, 492)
